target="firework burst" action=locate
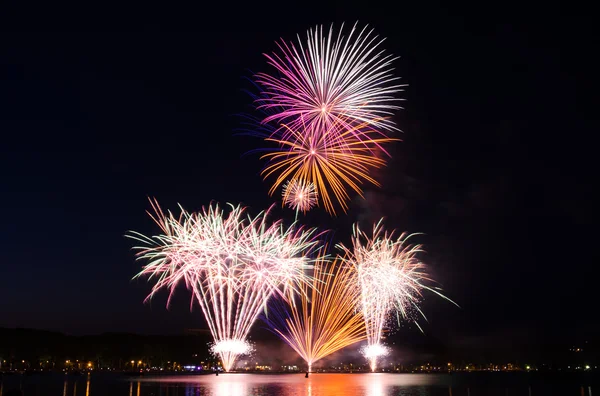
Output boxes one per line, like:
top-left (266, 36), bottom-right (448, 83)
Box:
top-left (337, 220), bottom-right (455, 371)
top-left (256, 22), bottom-right (404, 143)
top-left (261, 120), bottom-right (396, 215)
top-left (282, 179), bottom-right (318, 214)
top-left (264, 255), bottom-right (366, 372)
top-left (128, 199), bottom-right (322, 371)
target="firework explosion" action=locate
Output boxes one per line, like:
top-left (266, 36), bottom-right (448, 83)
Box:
top-left (127, 21), bottom-right (455, 372)
top-left (282, 179), bottom-right (318, 214)
top-left (255, 22), bottom-right (404, 143)
top-left (253, 22), bottom-right (404, 215)
top-left (129, 199), bottom-right (322, 371)
top-left (264, 255), bottom-right (366, 372)
top-left (337, 220), bottom-right (454, 371)
top-left (261, 120), bottom-right (396, 215)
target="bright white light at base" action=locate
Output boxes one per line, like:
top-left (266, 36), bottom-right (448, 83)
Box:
top-left (211, 339), bottom-right (254, 355)
top-left (361, 344), bottom-right (390, 359)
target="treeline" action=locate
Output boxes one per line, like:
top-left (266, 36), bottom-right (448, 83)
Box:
top-left (0, 327), bottom-right (213, 368)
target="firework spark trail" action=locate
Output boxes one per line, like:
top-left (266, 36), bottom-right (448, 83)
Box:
top-left (337, 220), bottom-right (455, 371)
top-left (128, 199), bottom-right (322, 371)
top-left (256, 22), bottom-right (405, 144)
top-left (282, 179), bottom-right (318, 218)
top-left (264, 255), bottom-right (366, 372)
top-left (261, 120), bottom-right (397, 215)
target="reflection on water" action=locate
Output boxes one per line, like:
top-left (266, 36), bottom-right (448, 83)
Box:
top-left (0, 373), bottom-right (595, 396)
top-left (136, 373), bottom-right (594, 396)
top-left (211, 377), bottom-right (249, 396)
top-left (365, 373), bottom-right (384, 396)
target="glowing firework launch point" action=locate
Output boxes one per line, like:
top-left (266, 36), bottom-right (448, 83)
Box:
top-left (360, 344), bottom-right (390, 371)
top-left (210, 340), bottom-right (254, 370)
top-left (210, 339), bottom-right (254, 355)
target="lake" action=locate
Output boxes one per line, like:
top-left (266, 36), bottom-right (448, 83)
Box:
top-left (0, 372), bottom-right (596, 395)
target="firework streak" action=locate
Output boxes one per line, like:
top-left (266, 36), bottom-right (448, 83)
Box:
top-left (261, 120), bottom-right (397, 215)
top-left (282, 178), bottom-right (318, 214)
top-left (254, 22), bottom-right (404, 215)
top-left (338, 220), bottom-right (455, 371)
top-left (264, 255), bottom-right (366, 372)
top-left (128, 199), bottom-right (323, 371)
top-left (256, 22), bottom-right (404, 143)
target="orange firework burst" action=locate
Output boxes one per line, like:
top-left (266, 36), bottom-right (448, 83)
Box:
top-left (261, 120), bottom-right (397, 215)
top-left (264, 255), bottom-right (366, 372)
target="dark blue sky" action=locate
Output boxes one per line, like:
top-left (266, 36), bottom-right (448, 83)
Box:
top-left (1, 0), bottom-right (596, 356)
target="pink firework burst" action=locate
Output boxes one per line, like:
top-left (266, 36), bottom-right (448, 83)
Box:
top-left (282, 179), bottom-right (318, 213)
top-left (128, 199), bottom-right (323, 372)
top-left (337, 220), bottom-right (457, 371)
top-left (255, 22), bottom-right (404, 144)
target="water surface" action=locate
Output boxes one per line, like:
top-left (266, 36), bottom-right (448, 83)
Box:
top-left (0, 372), bottom-right (596, 395)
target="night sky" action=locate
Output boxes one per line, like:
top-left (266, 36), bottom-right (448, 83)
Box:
top-left (1, 1), bottom-right (596, 359)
